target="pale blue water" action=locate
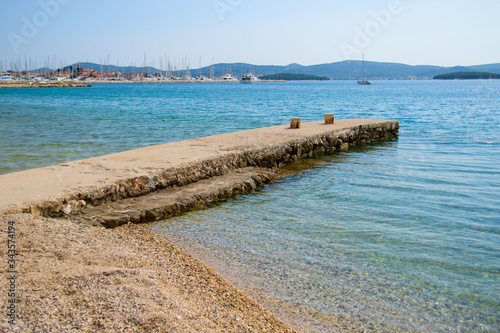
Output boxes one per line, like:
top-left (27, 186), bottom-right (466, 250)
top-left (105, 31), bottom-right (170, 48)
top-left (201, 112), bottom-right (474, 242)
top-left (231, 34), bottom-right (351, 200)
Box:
top-left (1, 81), bottom-right (499, 332)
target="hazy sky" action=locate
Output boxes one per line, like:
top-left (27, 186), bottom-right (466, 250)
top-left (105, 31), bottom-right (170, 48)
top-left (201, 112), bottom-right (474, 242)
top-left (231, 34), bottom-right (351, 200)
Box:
top-left (1, 0), bottom-right (499, 69)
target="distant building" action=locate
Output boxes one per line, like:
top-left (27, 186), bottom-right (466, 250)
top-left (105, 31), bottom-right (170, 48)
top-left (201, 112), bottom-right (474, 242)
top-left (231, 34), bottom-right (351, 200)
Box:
top-left (82, 69), bottom-right (94, 76)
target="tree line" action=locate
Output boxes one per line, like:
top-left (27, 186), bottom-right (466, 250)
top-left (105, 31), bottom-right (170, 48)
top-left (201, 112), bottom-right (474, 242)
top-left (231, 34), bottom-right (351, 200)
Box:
top-left (434, 72), bottom-right (500, 80)
top-left (260, 73), bottom-right (330, 81)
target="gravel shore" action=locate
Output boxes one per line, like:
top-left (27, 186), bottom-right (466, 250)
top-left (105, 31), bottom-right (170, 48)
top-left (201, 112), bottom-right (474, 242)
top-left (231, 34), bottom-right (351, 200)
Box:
top-left (0, 214), bottom-right (296, 332)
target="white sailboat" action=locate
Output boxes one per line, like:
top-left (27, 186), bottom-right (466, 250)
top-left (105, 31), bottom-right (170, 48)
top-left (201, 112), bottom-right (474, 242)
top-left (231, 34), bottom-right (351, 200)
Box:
top-left (209, 63), bottom-right (215, 80)
top-left (222, 65), bottom-right (238, 81)
top-left (357, 54), bottom-right (371, 85)
top-left (240, 67), bottom-right (256, 84)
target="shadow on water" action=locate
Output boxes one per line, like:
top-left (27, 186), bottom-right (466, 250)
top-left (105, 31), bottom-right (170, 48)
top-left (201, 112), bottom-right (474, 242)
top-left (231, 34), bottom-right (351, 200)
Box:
top-left (277, 138), bottom-right (399, 178)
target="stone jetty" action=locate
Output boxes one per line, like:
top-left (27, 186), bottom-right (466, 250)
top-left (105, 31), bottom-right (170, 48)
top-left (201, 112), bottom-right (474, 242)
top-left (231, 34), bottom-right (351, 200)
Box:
top-left (0, 119), bottom-right (398, 227)
top-left (0, 81), bottom-right (91, 88)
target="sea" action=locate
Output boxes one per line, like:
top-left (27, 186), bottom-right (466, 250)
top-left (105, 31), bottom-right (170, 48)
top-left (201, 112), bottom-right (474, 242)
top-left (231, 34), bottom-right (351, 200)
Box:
top-left (1, 81), bottom-right (499, 332)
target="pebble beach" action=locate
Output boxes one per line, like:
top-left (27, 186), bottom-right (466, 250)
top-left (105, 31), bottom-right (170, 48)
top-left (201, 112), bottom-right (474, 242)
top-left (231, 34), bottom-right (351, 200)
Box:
top-left (0, 213), bottom-right (297, 332)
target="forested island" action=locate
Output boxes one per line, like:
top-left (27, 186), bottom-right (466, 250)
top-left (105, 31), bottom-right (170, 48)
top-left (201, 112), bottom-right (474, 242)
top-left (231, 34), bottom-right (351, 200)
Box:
top-left (259, 73), bottom-right (330, 81)
top-left (434, 71), bottom-right (500, 80)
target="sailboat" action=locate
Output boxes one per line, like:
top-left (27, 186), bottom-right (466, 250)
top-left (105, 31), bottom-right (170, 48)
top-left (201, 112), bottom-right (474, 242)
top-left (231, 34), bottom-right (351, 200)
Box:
top-left (357, 54), bottom-right (371, 85)
top-left (222, 66), bottom-right (236, 81)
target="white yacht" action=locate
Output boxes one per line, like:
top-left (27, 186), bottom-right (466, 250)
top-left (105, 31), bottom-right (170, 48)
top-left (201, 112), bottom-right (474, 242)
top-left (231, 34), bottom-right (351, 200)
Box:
top-left (240, 72), bottom-right (256, 84)
top-left (222, 73), bottom-right (235, 80)
top-left (0, 73), bottom-right (13, 81)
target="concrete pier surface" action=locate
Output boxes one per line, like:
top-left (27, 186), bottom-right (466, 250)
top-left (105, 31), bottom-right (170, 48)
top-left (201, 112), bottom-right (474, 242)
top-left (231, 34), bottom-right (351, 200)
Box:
top-left (0, 118), bottom-right (398, 331)
top-left (0, 118), bottom-right (398, 219)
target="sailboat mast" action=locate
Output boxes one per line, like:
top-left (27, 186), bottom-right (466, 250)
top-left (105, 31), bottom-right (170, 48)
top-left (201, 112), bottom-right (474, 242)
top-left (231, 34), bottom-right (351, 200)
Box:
top-left (357, 53), bottom-right (371, 85)
top-left (362, 54), bottom-right (365, 80)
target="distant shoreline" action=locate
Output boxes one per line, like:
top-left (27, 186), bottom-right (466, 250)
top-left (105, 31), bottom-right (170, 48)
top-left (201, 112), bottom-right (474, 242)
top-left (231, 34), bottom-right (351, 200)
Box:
top-left (0, 79), bottom-right (285, 88)
top-left (0, 81), bottom-right (91, 88)
top-left (3, 60), bottom-right (499, 81)
top-left (434, 71), bottom-right (500, 80)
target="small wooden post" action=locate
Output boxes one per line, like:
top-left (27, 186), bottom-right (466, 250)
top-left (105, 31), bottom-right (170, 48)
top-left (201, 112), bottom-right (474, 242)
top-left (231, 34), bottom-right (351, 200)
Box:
top-left (290, 117), bottom-right (301, 129)
top-left (324, 113), bottom-right (334, 124)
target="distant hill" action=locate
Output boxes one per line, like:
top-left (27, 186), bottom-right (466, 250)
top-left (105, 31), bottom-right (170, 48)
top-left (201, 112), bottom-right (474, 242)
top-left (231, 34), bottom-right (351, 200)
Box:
top-left (434, 71), bottom-right (500, 80)
top-left (31, 61), bottom-right (500, 80)
top-left (259, 73), bottom-right (330, 81)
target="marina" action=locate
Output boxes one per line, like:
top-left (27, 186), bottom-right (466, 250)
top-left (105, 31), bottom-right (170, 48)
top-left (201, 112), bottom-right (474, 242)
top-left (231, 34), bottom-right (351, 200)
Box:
top-left (0, 60), bottom-right (281, 85)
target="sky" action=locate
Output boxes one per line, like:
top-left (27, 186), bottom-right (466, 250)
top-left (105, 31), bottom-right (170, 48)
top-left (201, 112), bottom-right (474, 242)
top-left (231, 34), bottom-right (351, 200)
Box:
top-left (1, 0), bottom-right (499, 70)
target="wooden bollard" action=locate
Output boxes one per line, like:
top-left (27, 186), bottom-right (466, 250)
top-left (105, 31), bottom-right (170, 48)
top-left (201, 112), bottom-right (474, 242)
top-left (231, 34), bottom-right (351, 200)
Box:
top-left (290, 117), bottom-right (301, 129)
top-left (324, 113), bottom-right (334, 124)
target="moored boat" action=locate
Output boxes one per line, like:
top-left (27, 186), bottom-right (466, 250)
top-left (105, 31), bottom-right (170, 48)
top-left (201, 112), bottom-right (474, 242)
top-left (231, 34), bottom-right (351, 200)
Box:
top-left (357, 54), bottom-right (372, 85)
top-left (240, 72), bottom-right (256, 84)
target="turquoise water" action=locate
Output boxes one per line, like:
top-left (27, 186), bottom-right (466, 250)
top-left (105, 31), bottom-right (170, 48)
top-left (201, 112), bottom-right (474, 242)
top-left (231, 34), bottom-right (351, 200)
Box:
top-left (1, 81), bottom-right (499, 332)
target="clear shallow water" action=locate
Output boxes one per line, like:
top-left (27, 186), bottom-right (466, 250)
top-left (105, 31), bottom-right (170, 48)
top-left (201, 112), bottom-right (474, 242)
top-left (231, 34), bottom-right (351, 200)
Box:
top-left (1, 82), bottom-right (331, 173)
top-left (1, 81), bottom-right (499, 332)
